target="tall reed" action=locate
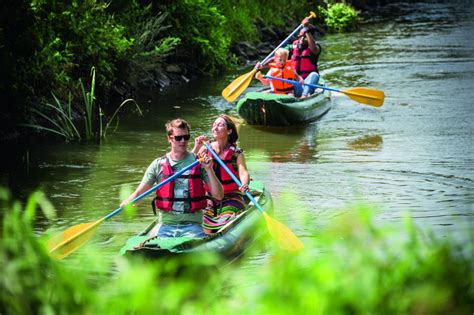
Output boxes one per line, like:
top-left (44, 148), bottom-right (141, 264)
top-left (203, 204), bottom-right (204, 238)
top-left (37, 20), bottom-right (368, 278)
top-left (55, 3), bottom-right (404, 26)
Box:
top-left (80, 66), bottom-right (96, 141)
top-left (21, 92), bottom-right (81, 141)
top-left (23, 67), bottom-right (141, 142)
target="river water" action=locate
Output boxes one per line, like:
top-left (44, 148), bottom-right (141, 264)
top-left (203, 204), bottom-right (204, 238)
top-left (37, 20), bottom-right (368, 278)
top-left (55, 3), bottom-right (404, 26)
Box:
top-left (3, 2), bottom-right (473, 259)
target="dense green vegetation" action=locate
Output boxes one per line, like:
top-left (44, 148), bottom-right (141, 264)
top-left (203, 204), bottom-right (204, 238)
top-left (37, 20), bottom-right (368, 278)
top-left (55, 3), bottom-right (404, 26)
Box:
top-left (21, 67), bottom-right (142, 141)
top-left (1, 187), bottom-right (472, 314)
top-left (319, 2), bottom-right (360, 32)
top-left (1, 0), bottom-right (367, 142)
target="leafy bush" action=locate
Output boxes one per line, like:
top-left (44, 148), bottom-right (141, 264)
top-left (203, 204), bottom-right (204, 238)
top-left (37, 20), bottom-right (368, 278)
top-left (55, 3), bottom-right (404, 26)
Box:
top-left (1, 187), bottom-right (472, 314)
top-left (0, 189), bottom-right (91, 314)
top-left (215, 0), bottom-right (316, 44)
top-left (319, 2), bottom-right (359, 33)
top-left (150, 0), bottom-right (231, 73)
top-left (229, 202), bottom-right (473, 314)
top-left (151, 0), bottom-right (319, 71)
top-left (28, 1), bottom-right (134, 98)
top-left (126, 7), bottom-right (181, 62)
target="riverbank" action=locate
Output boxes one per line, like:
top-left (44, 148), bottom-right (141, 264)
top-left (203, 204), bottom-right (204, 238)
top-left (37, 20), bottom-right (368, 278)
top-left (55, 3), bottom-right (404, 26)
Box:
top-left (0, 1), bottom-right (383, 143)
top-left (117, 1), bottom-right (384, 99)
top-left (114, 18), bottom-right (327, 97)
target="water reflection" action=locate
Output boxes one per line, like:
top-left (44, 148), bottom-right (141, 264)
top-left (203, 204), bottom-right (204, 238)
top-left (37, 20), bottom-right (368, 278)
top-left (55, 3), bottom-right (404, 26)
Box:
top-left (238, 123), bottom-right (322, 163)
top-left (347, 135), bottom-right (383, 151)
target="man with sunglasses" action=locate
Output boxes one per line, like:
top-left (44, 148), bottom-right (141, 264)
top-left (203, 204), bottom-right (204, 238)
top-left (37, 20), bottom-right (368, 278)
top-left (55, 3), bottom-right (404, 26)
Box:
top-left (120, 118), bottom-right (223, 238)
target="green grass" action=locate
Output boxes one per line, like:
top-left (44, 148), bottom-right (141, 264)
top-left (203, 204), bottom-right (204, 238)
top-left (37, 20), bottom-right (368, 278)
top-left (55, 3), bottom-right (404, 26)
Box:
top-left (22, 92), bottom-right (82, 141)
top-left (1, 187), bottom-right (472, 314)
top-left (23, 67), bottom-right (142, 142)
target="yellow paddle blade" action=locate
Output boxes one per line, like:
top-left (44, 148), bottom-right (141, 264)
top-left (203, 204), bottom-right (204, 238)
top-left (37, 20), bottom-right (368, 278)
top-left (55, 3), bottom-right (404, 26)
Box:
top-left (263, 212), bottom-right (304, 251)
top-left (47, 219), bottom-right (104, 260)
top-left (342, 87), bottom-right (385, 107)
top-left (222, 68), bottom-right (257, 103)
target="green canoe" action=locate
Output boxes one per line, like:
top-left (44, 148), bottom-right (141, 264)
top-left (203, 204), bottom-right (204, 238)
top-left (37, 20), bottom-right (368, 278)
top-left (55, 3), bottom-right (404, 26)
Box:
top-left (119, 181), bottom-right (273, 260)
top-left (236, 83), bottom-right (331, 126)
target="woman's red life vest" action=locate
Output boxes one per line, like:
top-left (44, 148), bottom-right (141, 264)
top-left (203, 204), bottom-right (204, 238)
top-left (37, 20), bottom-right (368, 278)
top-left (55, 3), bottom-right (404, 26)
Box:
top-left (205, 145), bottom-right (240, 195)
top-left (154, 156), bottom-right (207, 212)
top-left (268, 60), bottom-right (297, 94)
top-left (291, 40), bottom-right (318, 79)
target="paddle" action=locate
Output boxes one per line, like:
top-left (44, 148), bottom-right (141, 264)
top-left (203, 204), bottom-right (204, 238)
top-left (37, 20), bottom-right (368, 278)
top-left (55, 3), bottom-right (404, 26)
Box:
top-left (264, 75), bottom-right (385, 107)
top-left (47, 158), bottom-right (203, 259)
top-left (203, 142), bottom-right (304, 251)
top-left (222, 11), bottom-right (317, 103)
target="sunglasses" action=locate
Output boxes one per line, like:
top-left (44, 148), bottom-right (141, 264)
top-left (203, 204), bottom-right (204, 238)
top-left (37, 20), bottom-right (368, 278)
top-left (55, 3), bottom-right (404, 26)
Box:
top-left (171, 134), bottom-right (191, 141)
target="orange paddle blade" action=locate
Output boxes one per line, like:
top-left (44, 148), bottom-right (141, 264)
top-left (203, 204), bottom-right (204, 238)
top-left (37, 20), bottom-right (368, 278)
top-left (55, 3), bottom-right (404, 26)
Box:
top-left (263, 212), bottom-right (304, 251)
top-left (47, 219), bottom-right (104, 260)
top-left (222, 68), bottom-right (257, 103)
top-left (342, 87), bottom-right (385, 107)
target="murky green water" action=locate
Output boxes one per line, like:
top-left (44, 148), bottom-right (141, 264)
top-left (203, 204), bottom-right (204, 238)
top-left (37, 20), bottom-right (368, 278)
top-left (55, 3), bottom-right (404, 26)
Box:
top-left (3, 2), bottom-right (473, 259)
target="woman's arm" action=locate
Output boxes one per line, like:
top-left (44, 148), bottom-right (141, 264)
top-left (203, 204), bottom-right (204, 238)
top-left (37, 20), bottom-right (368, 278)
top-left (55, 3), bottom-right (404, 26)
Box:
top-left (236, 153), bottom-right (250, 192)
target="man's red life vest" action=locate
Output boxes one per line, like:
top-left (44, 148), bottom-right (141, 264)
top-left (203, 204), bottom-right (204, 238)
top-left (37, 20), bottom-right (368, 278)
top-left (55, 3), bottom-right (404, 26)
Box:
top-left (291, 40), bottom-right (318, 79)
top-left (268, 60), bottom-right (297, 94)
top-left (154, 156), bottom-right (207, 212)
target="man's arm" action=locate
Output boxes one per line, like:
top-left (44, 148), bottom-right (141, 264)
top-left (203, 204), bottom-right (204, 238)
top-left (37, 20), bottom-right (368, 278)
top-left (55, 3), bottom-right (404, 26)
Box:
top-left (301, 17), bottom-right (319, 56)
top-left (305, 31), bottom-right (319, 55)
top-left (120, 181), bottom-right (153, 208)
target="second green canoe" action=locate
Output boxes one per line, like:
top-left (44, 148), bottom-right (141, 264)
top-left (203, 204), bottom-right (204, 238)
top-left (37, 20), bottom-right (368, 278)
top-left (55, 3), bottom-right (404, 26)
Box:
top-left (236, 83), bottom-right (331, 126)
